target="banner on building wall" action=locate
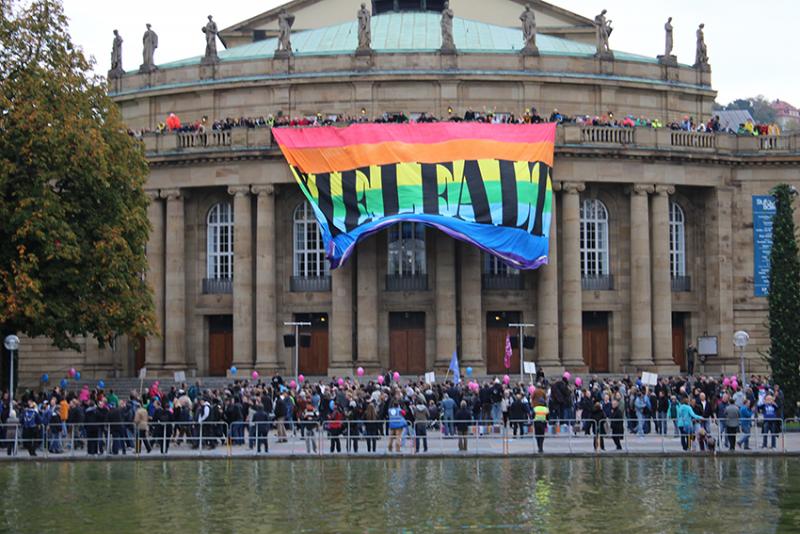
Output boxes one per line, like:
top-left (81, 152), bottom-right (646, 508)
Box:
top-left (753, 195), bottom-right (777, 297)
top-left (272, 122), bottom-right (556, 269)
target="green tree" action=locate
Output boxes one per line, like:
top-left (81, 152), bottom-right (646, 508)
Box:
top-left (720, 95), bottom-right (777, 124)
top-left (0, 0), bottom-right (155, 352)
top-left (766, 185), bottom-right (800, 417)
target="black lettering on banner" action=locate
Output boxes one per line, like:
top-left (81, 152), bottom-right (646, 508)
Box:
top-left (381, 164), bottom-right (399, 216)
top-left (354, 166), bottom-right (373, 223)
top-left (438, 162), bottom-right (454, 214)
top-left (516, 161), bottom-right (536, 233)
top-left (498, 160), bottom-right (517, 227)
top-left (421, 163), bottom-right (440, 215)
top-left (532, 163), bottom-right (550, 236)
top-left (315, 173), bottom-right (340, 237)
top-left (341, 169), bottom-right (360, 232)
top-left (463, 160), bottom-right (492, 224)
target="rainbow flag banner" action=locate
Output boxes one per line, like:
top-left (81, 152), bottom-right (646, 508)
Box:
top-left (272, 122), bottom-right (555, 269)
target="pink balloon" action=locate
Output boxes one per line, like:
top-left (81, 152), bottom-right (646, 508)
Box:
top-left (289, 380), bottom-right (297, 389)
top-left (298, 374), bottom-right (305, 383)
top-left (251, 371), bottom-right (259, 379)
top-left (502, 374), bottom-right (510, 385)
top-left (377, 375), bottom-right (385, 385)
top-left (563, 371), bottom-right (571, 380)
top-left (730, 375), bottom-right (738, 382)
top-left (723, 377), bottom-right (731, 387)
top-left (731, 381), bottom-right (739, 391)
top-left (393, 372), bottom-right (400, 381)
top-left (528, 385), bottom-right (536, 395)
top-left (68, 368), bottom-right (76, 378)
top-left (337, 378), bottom-right (344, 387)
top-left (575, 377), bottom-right (583, 387)
top-left (357, 367), bottom-right (365, 377)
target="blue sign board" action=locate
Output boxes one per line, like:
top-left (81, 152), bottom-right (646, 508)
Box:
top-left (753, 195), bottom-right (777, 297)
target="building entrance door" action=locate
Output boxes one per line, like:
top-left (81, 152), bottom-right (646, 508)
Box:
top-left (389, 312), bottom-right (426, 374)
top-left (582, 312), bottom-right (609, 373)
top-left (134, 336), bottom-right (146, 374)
top-left (486, 311), bottom-right (521, 374)
top-left (208, 315), bottom-right (233, 376)
top-left (295, 313), bottom-right (329, 376)
top-left (672, 312), bottom-right (687, 370)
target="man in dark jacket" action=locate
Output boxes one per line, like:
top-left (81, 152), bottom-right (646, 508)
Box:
top-left (252, 401), bottom-right (270, 453)
top-left (609, 399), bottom-right (625, 450)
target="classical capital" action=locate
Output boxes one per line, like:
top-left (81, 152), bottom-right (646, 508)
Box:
top-left (627, 184), bottom-right (654, 196)
top-left (562, 182), bottom-right (586, 194)
top-left (551, 180), bottom-right (562, 192)
top-left (145, 190), bottom-right (160, 201)
top-left (160, 188), bottom-right (181, 200)
top-left (251, 184), bottom-right (275, 196)
top-left (228, 185), bottom-right (252, 197)
top-left (654, 185), bottom-right (676, 195)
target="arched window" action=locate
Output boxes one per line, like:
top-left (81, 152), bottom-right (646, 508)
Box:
top-left (580, 198), bottom-right (610, 277)
top-left (207, 202), bottom-right (233, 280)
top-left (669, 201), bottom-right (686, 277)
top-left (388, 222), bottom-right (426, 276)
top-left (293, 203), bottom-right (329, 278)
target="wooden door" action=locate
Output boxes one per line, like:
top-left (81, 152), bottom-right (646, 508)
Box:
top-left (389, 312), bottom-right (426, 374)
top-left (582, 312), bottom-right (609, 373)
top-left (297, 313), bottom-right (329, 376)
top-left (486, 312), bottom-right (521, 374)
top-left (134, 336), bottom-right (146, 373)
top-left (672, 313), bottom-right (687, 370)
top-left (208, 315), bottom-right (233, 376)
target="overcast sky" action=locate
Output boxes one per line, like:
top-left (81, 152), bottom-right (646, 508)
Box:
top-left (61, 0), bottom-right (799, 106)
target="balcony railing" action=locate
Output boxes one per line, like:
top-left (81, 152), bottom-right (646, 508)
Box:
top-left (290, 276), bottom-right (331, 292)
top-left (670, 130), bottom-right (716, 149)
top-left (581, 274), bottom-right (614, 291)
top-left (177, 130), bottom-right (231, 149)
top-left (482, 273), bottom-right (524, 290)
top-left (580, 126), bottom-right (634, 145)
top-left (671, 275), bottom-right (691, 292)
top-left (203, 277), bottom-right (233, 294)
top-left (386, 273), bottom-right (428, 291)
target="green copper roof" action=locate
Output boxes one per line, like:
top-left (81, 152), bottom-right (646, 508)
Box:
top-left (157, 12), bottom-right (659, 69)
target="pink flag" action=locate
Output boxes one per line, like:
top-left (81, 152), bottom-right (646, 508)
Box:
top-left (504, 333), bottom-right (512, 369)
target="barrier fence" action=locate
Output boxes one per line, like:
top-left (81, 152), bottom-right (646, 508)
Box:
top-left (0, 417), bottom-right (794, 458)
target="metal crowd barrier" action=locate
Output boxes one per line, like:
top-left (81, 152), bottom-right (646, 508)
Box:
top-left (0, 416), bottom-right (793, 458)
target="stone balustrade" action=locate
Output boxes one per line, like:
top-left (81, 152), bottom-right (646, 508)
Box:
top-left (141, 125), bottom-right (800, 158)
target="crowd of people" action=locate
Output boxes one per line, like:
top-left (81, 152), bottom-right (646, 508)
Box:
top-left (127, 107), bottom-right (783, 140)
top-left (0, 371), bottom-right (787, 457)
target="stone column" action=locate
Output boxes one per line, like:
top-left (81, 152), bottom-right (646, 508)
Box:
top-left (537, 185), bottom-right (561, 372)
top-left (435, 233), bottom-right (457, 368)
top-left (228, 185), bottom-right (254, 369)
top-left (629, 184), bottom-right (655, 368)
top-left (356, 237), bottom-right (379, 371)
top-left (651, 185), bottom-right (678, 371)
top-left (705, 187), bottom-right (734, 363)
top-left (253, 185), bottom-right (278, 372)
top-left (160, 189), bottom-right (186, 369)
top-left (459, 242), bottom-right (482, 366)
top-left (330, 261), bottom-right (353, 375)
top-left (145, 191), bottom-right (165, 371)
top-left (560, 182), bottom-right (585, 369)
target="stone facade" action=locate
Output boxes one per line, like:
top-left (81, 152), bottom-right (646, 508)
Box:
top-left (13, 2), bottom-right (800, 385)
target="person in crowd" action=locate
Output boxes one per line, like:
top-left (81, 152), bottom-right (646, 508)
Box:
top-left (738, 400), bottom-right (754, 451)
top-left (413, 396), bottom-right (429, 453)
top-left (21, 400), bottom-right (40, 457)
top-left (677, 397), bottom-right (704, 451)
top-left (591, 401), bottom-right (606, 451)
top-left (455, 400), bottom-right (472, 452)
top-left (762, 394), bottom-right (779, 449)
top-left (327, 402), bottom-right (345, 453)
top-left (252, 400), bottom-right (271, 454)
top-left (133, 402), bottom-right (152, 454)
top-left (609, 398), bottom-right (624, 450)
top-left (387, 401), bottom-right (406, 453)
top-left (724, 399), bottom-right (740, 451)
top-left (364, 401), bottom-right (381, 453)
top-left (532, 398), bottom-right (549, 453)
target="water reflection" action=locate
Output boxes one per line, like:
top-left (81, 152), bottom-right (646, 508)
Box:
top-left (0, 458), bottom-right (796, 533)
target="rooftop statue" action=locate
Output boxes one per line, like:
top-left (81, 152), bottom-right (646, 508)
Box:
top-left (109, 29), bottom-right (123, 78)
top-left (594, 9), bottom-right (613, 59)
top-left (276, 9), bottom-right (295, 57)
top-left (695, 23), bottom-right (710, 70)
top-left (357, 3), bottom-right (372, 54)
top-left (139, 23), bottom-right (158, 73)
top-left (202, 15), bottom-right (219, 64)
top-left (658, 17), bottom-right (677, 65)
top-left (520, 5), bottom-right (538, 56)
top-left (440, 1), bottom-right (455, 53)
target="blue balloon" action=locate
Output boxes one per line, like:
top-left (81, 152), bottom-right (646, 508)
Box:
top-left (98, 380), bottom-right (105, 389)
top-left (41, 373), bottom-right (49, 383)
top-left (75, 371), bottom-right (81, 380)
top-left (60, 378), bottom-right (68, 388)
top-left (329, 400), bottom-right (335, 411)
top-left (466, 367), bottom-right (473, 376)
top-left (230, 366), bottom-right (238, 375)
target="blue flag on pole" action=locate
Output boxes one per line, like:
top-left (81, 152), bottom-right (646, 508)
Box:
top-left (448, 351), bottom-right (460, 384)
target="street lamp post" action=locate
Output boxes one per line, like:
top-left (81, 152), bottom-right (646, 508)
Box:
top-left (733, 330), bottom-right (750, 386)
top-left (4, 335), bottom-right (19, 403)
top-left (284, 321), bottom-right (311, 379)
top-left (509, 323), bottom-right (535, 383)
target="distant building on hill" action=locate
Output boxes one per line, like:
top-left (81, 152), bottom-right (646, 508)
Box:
top-left (771, 100), bottom-right (800, 132)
